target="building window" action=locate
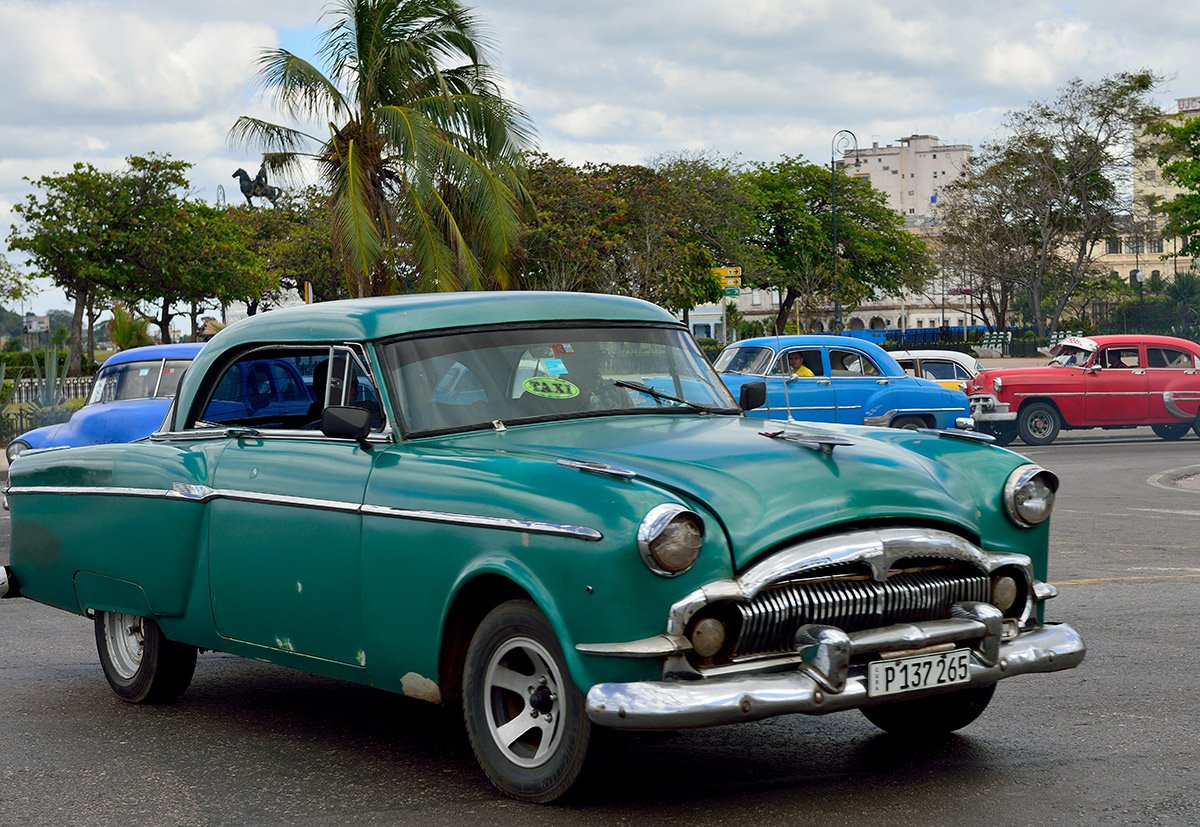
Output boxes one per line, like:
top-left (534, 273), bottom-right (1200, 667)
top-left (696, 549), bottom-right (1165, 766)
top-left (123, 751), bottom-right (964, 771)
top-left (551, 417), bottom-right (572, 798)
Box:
top-left (933, 153), bottom-right (938, 159)
top-left (908, 190), bottom-right (915, 196)
top-left (1106, 237), bottom-right (1121, 254)
top-left (917, 320), bottom-right (924, 328)
top-left (751, 289), bottom-right (763, 306)
top-left (1149, 238), bottom-right (1164, 254)
top-left (908, 208), bottom-right (915, 213)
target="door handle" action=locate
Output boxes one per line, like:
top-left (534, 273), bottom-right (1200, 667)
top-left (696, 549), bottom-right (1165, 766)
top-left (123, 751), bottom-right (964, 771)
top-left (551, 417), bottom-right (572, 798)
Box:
top-left (876, 379), bottom-right (890, 385)
top-left (817, 378), bottom-right (831, 385)
top-left (1133, 369), bottom-right (1146, 375)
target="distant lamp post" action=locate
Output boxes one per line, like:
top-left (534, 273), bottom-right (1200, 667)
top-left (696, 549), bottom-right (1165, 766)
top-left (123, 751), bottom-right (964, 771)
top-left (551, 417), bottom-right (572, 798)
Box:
top-left (830, 129), bottom-right (860, 333)
top-left (1133, 269), bottom-right (1146, 332)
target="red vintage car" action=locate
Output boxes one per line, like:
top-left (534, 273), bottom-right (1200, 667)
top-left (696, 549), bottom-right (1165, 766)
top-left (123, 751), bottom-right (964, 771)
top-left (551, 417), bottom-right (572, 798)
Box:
top-left (967, 334), bottom-right (1200, 446)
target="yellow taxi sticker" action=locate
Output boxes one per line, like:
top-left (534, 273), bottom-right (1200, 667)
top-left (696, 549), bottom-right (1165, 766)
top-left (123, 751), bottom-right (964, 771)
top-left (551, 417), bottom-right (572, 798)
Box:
top-left (523, 377), bottom-right (580, 399)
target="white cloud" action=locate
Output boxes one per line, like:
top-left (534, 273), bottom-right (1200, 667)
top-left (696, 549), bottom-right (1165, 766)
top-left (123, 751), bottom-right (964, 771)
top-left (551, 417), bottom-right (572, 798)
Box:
top-left (3, 0), bottom-right (1200, 314)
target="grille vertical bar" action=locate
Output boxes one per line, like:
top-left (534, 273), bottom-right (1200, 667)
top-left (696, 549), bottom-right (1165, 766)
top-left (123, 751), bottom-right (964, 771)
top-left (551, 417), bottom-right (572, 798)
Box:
top-left (731, 570), bottom-right (990, 658)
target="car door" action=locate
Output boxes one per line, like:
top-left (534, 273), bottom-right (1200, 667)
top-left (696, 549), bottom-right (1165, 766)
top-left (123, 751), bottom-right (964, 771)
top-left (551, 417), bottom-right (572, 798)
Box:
top-left (1145, 344), bottom-right (1200, 423)
top-left (200, 345), bottom-right (384, 667)
top-left (828, 347), bottom-right (886, 424)
top-left (1084, 346), bottom-right (1147, 422)
top-left (764, 348), bottom-right (838, 422)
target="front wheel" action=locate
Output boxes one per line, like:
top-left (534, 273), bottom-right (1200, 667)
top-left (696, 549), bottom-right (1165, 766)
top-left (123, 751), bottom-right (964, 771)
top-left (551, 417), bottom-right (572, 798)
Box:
top-left (1017, 401), bottom-right (1061, 446)
top-left (463, 600), bottom-right (594, 803)
top-left (94, 611), bottom-right (197, 704)
top-left (861, 683), bottom-right (996, 736)
top-left (990, 424), bottom-right (1017, 446)
top-left (1152, 422), bottom-right (1190, 441)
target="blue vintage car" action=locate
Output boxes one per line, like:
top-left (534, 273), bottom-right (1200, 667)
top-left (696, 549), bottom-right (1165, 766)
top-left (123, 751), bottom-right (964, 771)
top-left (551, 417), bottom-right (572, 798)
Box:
top-left (715, 335), bottom-right (973, 430)
top-left (5, 342), bottom-right (204, 462)
top-left (1, 293), bottom-right (1082, 803)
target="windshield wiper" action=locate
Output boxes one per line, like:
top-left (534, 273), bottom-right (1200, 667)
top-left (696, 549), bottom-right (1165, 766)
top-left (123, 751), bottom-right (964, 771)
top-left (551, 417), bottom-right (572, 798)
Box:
top-left (612, 379), bottom-right (735, 414)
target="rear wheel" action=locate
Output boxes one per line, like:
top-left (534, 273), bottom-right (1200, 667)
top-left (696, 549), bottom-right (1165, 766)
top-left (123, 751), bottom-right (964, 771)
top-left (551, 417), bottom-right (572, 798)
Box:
top-left (1152, 423), bottom-right (1190, 441)
top-left (861, 683), bottom-right (996, 736)
top-left (463, 600), bottom-right (594, 803)
top-left (1017, 401), bottom-right (1060, 446)
top-left (95, 611), bottom-right (197, 703)
top-left (890, 415), bottom-right (927, 430)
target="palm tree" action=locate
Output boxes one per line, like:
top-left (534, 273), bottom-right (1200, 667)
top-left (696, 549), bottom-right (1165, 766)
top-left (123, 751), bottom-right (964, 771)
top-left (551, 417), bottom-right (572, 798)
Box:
top-left (231, 0), bottom-right (534, 296)
top-left (109, 304), bottom-right (154, 350)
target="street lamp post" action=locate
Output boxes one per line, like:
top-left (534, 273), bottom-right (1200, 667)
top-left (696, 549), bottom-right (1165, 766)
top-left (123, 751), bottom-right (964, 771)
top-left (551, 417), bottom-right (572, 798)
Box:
top-left (830, 129), bottom-right (859, 334)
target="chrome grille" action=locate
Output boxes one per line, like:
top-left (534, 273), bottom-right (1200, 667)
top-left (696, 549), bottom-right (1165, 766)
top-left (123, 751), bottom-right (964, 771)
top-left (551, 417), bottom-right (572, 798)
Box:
top-left (730, 568), bottom-right (990, 659)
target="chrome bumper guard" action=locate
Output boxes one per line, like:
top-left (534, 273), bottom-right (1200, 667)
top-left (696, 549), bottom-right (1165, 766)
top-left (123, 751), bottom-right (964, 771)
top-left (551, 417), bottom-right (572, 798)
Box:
top-left (970, 396), bottom-right (1017, 422)
top-left (585, 606), bottom-right (1085, 730)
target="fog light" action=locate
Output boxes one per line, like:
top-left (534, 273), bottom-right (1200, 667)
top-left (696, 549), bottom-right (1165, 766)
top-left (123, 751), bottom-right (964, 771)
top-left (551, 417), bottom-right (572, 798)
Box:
top-left (991, 575), bottom-right (1019, 612)
top-left (690, 618), bottom-right (726, 658)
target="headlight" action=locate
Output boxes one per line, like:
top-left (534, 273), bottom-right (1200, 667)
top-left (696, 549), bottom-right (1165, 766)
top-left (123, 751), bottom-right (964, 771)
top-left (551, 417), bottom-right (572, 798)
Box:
top-left (1003, 465), bottom-right (1058, 527)
top-left (5, 440), bottom-right (29, 463)
top-left (992, 377), bottom-right (1003, 393)
top-left (638, 504), bottom-right (704, 576)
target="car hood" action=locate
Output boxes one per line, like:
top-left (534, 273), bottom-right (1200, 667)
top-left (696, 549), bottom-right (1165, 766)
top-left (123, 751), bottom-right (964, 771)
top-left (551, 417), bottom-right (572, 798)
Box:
top-left (18, 398), bottom-right (172, 450)
top-left (439, 415), bottom-right (1008, 569)
top-left (967, 365), bottom-right (1075, 395)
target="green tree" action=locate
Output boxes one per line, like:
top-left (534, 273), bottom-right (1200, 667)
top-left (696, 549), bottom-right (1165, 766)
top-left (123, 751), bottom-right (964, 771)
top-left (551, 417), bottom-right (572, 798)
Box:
top-left (939, 71), bottom-right (1163, 336)
top-left (231, 0), bottom-right (533, 297)
top-left (109, 303), bottom-right (154, 350)
top-left (1148, 114), bottom-right (1200, 257)
top-left (743, 156), bottom-right (935, 333)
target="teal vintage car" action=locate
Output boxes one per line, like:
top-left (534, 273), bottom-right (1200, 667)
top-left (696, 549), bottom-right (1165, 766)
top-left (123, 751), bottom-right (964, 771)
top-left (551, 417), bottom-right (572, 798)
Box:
top-left (0, 293), bottom-right (1084, 803)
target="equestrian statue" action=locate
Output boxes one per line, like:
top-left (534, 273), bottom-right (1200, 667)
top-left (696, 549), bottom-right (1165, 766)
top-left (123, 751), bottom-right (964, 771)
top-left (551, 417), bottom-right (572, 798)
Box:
top-left (232, 163), bottom-right (281, 206)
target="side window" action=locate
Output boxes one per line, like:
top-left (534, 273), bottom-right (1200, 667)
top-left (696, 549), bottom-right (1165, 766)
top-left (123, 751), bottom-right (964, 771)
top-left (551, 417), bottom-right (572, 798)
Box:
top-left (922, 361), bottom-right (956, 381)
top-left (1148, 347), bottom-right (1194, 369)
top-left (831, 349), bottom-right (879, 376)
top-left (775, 349), bottom-right (823, 377)
top-left (1100, 347), bottom-right (1140, 369)
top-left (895, 359), bottom-right (917, 378)
top-left (194, 347), bottom-right (381, 430)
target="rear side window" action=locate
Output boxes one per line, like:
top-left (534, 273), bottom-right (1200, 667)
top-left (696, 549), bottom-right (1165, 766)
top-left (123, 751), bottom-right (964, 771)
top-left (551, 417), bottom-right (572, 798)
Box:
top-left (830, 349), bottom-right (880, 376)
top-left (1148, 347), bottom-right (1195, 369)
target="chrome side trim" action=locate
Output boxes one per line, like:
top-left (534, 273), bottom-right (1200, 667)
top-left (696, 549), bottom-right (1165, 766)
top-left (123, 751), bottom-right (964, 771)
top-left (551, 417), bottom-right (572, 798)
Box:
top-left (919, 426), bottom-right (994, 442)
top-left (5, 485), bottom-right (602, 541)
top-left (1163, 391), bottom-right (1200, 420)
top-left (577, 633), bottom-right (691, 657)
top-left (360, 503), bottom-right (602, 541)
top-left (862, 407), bottom-right (964, 427)
top-left (585, 622), bottom-right (1086, 730)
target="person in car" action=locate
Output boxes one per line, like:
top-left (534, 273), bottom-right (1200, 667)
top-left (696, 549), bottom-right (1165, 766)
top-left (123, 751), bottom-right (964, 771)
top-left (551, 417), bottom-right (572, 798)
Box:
top-left (788, 351), bottom-right (815, 377)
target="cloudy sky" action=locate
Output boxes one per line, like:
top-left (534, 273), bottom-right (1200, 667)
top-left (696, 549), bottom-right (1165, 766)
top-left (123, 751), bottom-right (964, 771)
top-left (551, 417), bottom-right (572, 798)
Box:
top-left (2, 0), bottom-right (1198, 314)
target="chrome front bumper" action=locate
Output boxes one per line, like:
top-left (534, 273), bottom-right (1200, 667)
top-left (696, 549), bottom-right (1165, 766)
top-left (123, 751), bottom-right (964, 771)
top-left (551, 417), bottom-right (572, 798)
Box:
top-left (585, 619), bottom-right (1085, 730)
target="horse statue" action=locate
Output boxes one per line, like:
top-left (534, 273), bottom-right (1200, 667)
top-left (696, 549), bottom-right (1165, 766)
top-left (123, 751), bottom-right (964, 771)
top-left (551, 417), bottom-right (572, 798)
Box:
top-left (231, 164), bottom-right (282, 206)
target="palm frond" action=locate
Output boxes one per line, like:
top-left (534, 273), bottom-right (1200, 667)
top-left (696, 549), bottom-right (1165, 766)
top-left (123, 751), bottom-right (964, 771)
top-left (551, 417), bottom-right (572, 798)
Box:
top-left (252, 48), bottom-right (348, 122)
top-left (331, 139), bottom-right (384, 296)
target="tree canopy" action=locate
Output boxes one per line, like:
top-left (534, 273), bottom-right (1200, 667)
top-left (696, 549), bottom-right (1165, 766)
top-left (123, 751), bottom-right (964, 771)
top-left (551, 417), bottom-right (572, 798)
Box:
top-left (231, 0), bottom-right (534, 297)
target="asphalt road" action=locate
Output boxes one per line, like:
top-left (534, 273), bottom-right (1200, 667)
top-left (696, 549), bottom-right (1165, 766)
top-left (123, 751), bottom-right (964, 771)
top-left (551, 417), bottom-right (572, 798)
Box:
top-left (1, 432), bottom-right (1198, 825)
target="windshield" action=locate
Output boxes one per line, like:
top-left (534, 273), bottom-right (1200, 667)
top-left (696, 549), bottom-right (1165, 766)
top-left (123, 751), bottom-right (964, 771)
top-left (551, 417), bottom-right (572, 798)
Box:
top-left (87, 359), bottom-right (191, 405)
top-left (1048, 347), bottom-right (1092, 367)
top-left (713, 345), bottom-right (774, 374)
top-left (381, 324), bottom-right (739, 435)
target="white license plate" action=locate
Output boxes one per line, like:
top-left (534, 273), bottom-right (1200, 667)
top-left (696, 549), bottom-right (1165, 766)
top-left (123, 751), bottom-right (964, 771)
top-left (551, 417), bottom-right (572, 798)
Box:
top-left (867, 650), bottom-right (971, 697)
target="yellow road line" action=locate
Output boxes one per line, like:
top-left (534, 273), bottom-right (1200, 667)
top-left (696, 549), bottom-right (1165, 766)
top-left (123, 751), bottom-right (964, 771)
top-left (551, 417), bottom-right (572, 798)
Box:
top-left (1056, 573), bottom-right (1200, 586)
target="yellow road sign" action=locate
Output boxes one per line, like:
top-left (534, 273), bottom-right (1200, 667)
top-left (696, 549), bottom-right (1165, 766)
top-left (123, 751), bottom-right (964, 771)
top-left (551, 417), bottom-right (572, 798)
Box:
top-left (712, 267), bottom-right (742, 278)
top-left (720, 277), bottom-right (741, 288)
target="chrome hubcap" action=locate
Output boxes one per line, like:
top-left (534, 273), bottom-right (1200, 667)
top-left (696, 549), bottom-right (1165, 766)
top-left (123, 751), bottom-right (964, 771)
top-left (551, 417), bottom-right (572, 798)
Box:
top-left (103, 612), bottom-right (145, 680)
top-left (483, 636), bottom-right (565, 768)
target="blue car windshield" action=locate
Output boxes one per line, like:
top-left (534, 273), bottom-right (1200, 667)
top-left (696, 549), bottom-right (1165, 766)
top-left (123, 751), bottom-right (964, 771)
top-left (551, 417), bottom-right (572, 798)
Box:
top-left (382, 324), bottom-right (740, 435)
top-left (88, 359), bottom-right (191, 405)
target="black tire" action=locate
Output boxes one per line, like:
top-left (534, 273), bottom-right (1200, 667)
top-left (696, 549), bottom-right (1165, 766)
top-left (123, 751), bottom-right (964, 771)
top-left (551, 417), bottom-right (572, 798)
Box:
top-left (991, 425), bottom-right (1017, 446)
top-left (463, 600), bottom-right (594, 803)
top-left (94, 611), bottom-right (197, 704)
top-left (1017, 401), bottom-right (1061, 446)
top-left (861, 683), bottom-right (996, 736)
top-left (1152, 423), bottom-right (1190, 441)
top-left (891, 415), bottom-right (927, 430)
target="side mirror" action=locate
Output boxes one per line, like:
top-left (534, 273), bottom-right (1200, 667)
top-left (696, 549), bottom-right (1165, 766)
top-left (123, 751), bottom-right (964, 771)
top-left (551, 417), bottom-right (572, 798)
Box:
top-left (739, 381), bottom-right (767, 411)
top-left (321, 405), bottom-right (371, 443)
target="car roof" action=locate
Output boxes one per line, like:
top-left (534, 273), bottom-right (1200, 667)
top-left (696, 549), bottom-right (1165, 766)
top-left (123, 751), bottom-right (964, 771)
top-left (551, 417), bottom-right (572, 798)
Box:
top-left (1087, 334), bottom-right (1199, 349)
top-left (724, 335), bottom-right (906, 376)
top-left (888, 349), bottom-right (977, 363)
top-left (208, 293), bottom-right (678, 351)
top-left (100, 342), bottom-right (205, 367)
